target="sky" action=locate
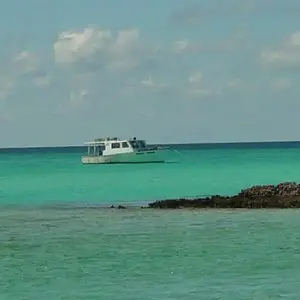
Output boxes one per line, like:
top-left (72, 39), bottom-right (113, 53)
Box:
top-left (1, 0), bottom-right (300, 147)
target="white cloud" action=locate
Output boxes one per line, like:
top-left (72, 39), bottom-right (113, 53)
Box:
top-left (54, 28), bottom-right (112, 64)
top-left (187, 71), bottom-right (213, 97)
top-left (225, 78), bottom-right (253, 92)
top-left (0, 51), bottom-right (45, 106)
top-left (261, 31), bottom-right (300, 68)
top-left (172, 39), bottom-right (200, 54)
top-left (223, 78), bottom-right (258, 94)
top-left (186, 72), bottom-right (247, 98)
top-left (226, 78), bottom-right (242, 89)
top-left (53, 27), bottom-right (155, 72)
top-left (13, 51), bottom-right (39, 74)
top-left (0, 77), bottom-right (14, 101)
top-left (261, 50), bottom-right (300, 67)
top-left (108, 29), bottom-right (140, 71)
top-left (11, 51), bottom-right (50, 88)
top-left (123, 75), bottom-right (168, 96)
top-left (140, 75), bottom-right (167, 89)
top-left (188, 71), bottom-right (203, 85)
top-left (69, 89), bottom-right (89, 108)
top-left (32, 75), bottom-right (51, 87)
top-left (187, 88), bottom-right (212, 97)
top-left (288, 31), bottom-right (300, 47)
top-left (140, 76), bottom-right (153, 87)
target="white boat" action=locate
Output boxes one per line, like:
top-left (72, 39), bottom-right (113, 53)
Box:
top-left (81, 137), bottom-right (169, 164)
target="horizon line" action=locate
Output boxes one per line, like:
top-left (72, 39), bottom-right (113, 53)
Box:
top-left (1, 139), bottom-right (300, 150)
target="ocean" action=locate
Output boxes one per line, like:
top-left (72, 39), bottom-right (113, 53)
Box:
top-left (1, 142), bottom-right (300, 299)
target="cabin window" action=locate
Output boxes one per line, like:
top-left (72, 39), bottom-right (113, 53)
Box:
top-left (129, 141), bottom-right (138, 149)
top-left (97, 145), bottom-right (105, 155)
top-left (111, 142), bottom-right (120, 149)
top-left (138, 141), bottom-right (146, 148)
top-left (130, 140), bottom-right (146, 149)
top-left (122, 142), bottom-right (129, 148)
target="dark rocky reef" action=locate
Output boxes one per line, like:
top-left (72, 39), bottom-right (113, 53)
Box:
top-left (148, 182), bottom-right (300, 209)
top-left (110, 205), bottom-right (127, 209)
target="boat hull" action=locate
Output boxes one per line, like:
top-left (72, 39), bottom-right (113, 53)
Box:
top-left (81, 149), bottom-right (168, 164)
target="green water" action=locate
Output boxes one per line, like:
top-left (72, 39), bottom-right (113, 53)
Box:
top-left (1, 208), bottom-right (300, 299)
top-left (1, 145), bottom-right (300, 298)
top-left (2, 147), bottom-right (300, 205)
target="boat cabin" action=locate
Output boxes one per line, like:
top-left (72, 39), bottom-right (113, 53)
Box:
top-left (84, 137), bottom-right (147, 157)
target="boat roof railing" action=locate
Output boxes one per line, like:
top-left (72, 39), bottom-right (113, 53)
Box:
top-left (84, 137), bottom-right (121, 145)
top-left (95, 137), bottom-right (120, 141)
top-left (84, 141), bottom-right (105, 145)
top-left (84, 137), bottom-right (145, 145)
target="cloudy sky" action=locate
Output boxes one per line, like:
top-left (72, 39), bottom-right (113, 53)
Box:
top-left (1, 0), bottom-right (300, 147)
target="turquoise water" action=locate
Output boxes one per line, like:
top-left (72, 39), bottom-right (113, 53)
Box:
top-left (1, 143), bottom-right (300, 299)
top-left (1, 144), bottom-right (300, 205)
top-left (1, 208), bottom-right (300, 299)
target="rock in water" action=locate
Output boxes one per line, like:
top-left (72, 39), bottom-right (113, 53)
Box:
top-left (239, 182), bottom-right (300, 198)
top-left (148, 182), bottom-right (300, 209)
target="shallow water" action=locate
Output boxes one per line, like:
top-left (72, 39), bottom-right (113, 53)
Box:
top-left (1, 208), bottom-right (300, 299)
